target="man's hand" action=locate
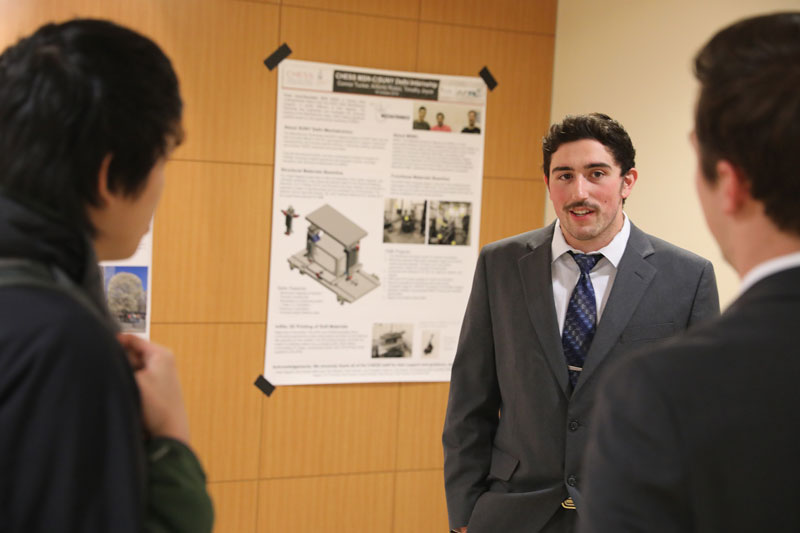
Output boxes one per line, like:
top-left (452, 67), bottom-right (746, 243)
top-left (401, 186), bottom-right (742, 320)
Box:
top-left (118, 333), bottom-right (191, 444)
top-left (452, 528), bottom-right (467, 533)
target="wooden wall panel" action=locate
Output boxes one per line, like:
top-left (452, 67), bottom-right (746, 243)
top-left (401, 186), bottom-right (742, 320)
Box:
top-left (151, 324), bottom-right (265, 482)
top-left (284, 0), bottom-right (419, 19)
top-left (396, 383), bottom-right (449, 470)
top-left (0, 0), bottom-right (150, 49)
top-left (152, 160), bottom-right (272, 323)
top-left (259, 383), bottom-right (399, 477)
top-left (0, 0), bottom-right (279, 166)
top-left (418, 25), bottom-right (555, 180)
top-left (208, 481), bottom-right (259, 533)
top-left (393, 470), bottom-right (449, 533)
top-left (280, 6), bottom-right (418, 70)
top-left (421, 0), bottom-right (557, 34)
top-left (480, 178), bottom-right (548, 246)
top-left (257, 473), bottom-right (394, 532)
top-left (151, 1), bottom-right (280, 166)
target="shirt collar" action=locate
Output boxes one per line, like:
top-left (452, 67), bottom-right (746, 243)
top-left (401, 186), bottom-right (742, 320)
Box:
top-left (739, 251), bottom-right (800, 294)
top-left (551, 213), bottom-right (631, 267)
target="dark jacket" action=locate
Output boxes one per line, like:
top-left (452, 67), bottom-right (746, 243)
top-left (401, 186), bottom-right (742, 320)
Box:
top-left (0, 193), bottom-right (212, 533)
top-left (581, 266), bottom-right (800, 533)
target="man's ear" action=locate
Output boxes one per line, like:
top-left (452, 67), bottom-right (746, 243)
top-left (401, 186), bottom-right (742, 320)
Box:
top-left (620, 168), bottom-right (638, 199)
top-left (543, 173), bottom-right (549, 188)
top-left (95, 154), bottom-right (114, 206)
top-left (716, 159), bottom-right (749, 215)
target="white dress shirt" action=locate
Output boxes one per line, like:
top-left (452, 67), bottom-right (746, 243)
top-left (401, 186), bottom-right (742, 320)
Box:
top-left (551, 214), bottom-right (631, 334)
top-left (739, 251), bottom-right (800, 295)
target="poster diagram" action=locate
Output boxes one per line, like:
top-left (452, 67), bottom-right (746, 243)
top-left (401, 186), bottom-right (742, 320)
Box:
top-left (288, 204), bottom-right (380, 304)
top-left (263, 59), bottom-right (487, 385)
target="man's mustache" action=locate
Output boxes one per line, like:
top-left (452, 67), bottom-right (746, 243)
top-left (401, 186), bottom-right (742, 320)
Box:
top-left (564, 201), bottom-right (599, 211)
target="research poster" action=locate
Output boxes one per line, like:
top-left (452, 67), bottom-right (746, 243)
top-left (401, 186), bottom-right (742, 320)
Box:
top-left (264, 59), bottom-right (487, 385)
top-left (100, 229), bottom-right (153, 339)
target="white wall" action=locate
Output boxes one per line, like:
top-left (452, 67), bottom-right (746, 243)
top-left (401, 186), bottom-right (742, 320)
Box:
top-left (548, 0), bottom-right (799, 307)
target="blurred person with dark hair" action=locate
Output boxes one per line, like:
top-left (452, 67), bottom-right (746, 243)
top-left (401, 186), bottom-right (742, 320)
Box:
top-left (0, 19), bottom-right (212, 532)
top-left (461, 110), bottom-right (481, 133)
top-left (443, 112), bottom-right (718, 532)
top-left (432, 112), bottom-right (452, 132)
top-left (413, 105), bottom-right (430, 130)
top-left (581, 12), bottom-right (800, 533)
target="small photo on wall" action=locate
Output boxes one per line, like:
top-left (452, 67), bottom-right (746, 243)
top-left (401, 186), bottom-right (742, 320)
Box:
top-left (103, 265), bottom-right (148, 333)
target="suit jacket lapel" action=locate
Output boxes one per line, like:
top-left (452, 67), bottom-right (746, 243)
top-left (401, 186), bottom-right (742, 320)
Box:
top-left (574, 223), bottom-right (656, 395)
top-left (518, 223), bottom-right (569, 396)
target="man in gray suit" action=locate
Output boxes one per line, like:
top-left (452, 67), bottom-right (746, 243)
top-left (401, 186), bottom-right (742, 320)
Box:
top-left (580, 12), bottom-right (800, 532)
top-left (442, 113), bottom-right (720, 533)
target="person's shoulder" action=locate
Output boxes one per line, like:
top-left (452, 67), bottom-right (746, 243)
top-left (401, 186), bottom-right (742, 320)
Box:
top-left (0, 285), bottom-right (120, 370)
top-left (634, 226), bottom-right (712, 268)
top-left (481, 225), bottom-right (552, 257)
top-left (602, 338), bottom-right (689, 401)
top-left (608, 316), bottom-right (724, 389)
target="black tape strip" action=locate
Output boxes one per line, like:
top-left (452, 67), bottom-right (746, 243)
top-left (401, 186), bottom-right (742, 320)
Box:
top-left (264, 43), bottom-right (292, 71)
top-left (254, 375), bottom-right (276, 396)
top-left (479, 66), bottom-right (498, 91)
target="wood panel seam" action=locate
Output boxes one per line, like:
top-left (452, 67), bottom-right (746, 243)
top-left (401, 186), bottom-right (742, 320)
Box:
top-left (206, 466), bottom-right (444, 485)
top-left (150, 321), bottom-right (267, 325)
top-left (231, 0), bottom-right (280, 6)
top-left (282, 4), bottom-right (418, 23)
top-left (417, 20), bottom-right (554, 38)
top-left (390, 382), bottom-right (405, 532)
top-left (253, 5), bottom-right (281, 528)
top-left (484, 175), bottom-right (547, 183)
top-left (278, 4), bottom-right (555, 36)
top-left (171, 158), bottom-right (273, 168)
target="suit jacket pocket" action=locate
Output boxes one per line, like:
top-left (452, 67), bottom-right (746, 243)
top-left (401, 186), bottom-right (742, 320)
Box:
top-left (488, 446), bottom-right (519, 482)
top-left (620, 322), bottom-right (674, 343)
top-left (468, 486), bottom-right (565, 533)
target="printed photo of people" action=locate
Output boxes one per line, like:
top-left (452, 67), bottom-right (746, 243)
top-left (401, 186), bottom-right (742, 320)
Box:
top-left (410, 103), bottom-right (482, 134)
top-left (428, 201), bottom-right (472, 246)
top-left (383, 198), bottom-right (427, 244)
top-left (412, 105), bottom-right (430, 130)
top-left (461, 109), bottom-right (481, 134)
top-left (431, 112), bottom-right (451, 132)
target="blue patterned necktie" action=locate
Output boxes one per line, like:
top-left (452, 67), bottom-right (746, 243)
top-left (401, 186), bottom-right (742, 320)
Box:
top-left (561, 252), bottom-right (602, 388)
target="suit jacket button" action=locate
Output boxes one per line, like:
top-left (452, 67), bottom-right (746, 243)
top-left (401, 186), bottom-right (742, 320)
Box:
top-left (568, 419), bottom-right (579, 431)
top-left (567, 475), bottom-right (577, 487)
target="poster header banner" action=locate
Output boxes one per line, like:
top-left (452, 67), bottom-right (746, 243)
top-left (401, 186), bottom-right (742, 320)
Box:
top-left (333, 70), bottom-right (440, 100)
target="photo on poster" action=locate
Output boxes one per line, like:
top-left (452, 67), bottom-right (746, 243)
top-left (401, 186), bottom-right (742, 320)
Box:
top-left (371, 323), bottom-right (413, 358)
top-left (411, 103), bottom-right (482, 134)
top-left (420, 329), bottom-right (440, 358)
top-left (428, 200), bottom-right (472, 246)
top-left (103, 265), bottom-right (148, 333)
top-left (383, 198), bottom-right (427, 244)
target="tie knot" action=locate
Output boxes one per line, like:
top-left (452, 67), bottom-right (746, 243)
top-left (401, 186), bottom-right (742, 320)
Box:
top-left (569, 252), bottom-right (602, 274)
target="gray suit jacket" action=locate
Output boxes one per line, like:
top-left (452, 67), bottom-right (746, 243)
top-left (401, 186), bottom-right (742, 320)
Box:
top-left (442, 222), bottom-right (719, 532)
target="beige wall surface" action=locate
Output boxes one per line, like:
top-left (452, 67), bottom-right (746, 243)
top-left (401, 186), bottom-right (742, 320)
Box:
top-left (0, 1), bottom-right (556, 531)
top-left (549, 0), bottom-right (800, 308)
